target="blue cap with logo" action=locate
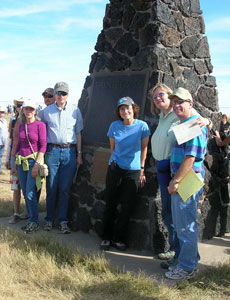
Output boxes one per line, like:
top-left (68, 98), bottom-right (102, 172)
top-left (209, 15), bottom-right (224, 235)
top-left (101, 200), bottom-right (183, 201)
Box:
top-left (117, 96), bottom-right (135, 108)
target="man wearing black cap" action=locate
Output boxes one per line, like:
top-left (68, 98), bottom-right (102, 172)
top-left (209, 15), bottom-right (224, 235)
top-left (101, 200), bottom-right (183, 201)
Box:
top-left (42, 88), bottom-right (55, 107)
top-left (40, 82), bottom-right (83, 234)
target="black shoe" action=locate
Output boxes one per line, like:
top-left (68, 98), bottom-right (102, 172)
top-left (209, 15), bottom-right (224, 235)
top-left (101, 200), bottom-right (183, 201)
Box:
top-left (112, 241), bottom-right (127, 251)
top-left (100, 240), bottom-right (111, 251)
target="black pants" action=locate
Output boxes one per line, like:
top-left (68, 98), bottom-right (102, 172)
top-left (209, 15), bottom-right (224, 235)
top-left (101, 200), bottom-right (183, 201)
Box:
top-left (102, 163), bottom-right (140, 243)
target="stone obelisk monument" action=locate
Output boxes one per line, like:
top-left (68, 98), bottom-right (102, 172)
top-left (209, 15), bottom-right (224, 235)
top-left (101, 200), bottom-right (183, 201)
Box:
top-left (69, 0), bottom-right (225, 251)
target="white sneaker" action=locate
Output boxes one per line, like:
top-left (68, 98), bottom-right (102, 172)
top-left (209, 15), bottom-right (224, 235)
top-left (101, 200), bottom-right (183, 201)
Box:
top-left (165, 266), bottom-right (199, 280)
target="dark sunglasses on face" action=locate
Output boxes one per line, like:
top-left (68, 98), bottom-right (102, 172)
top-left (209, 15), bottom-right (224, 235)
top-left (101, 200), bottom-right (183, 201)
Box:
top-left (16, 104), bottom-right (23, 108)
top-left (153, 92), bottom-right (166, 100)
top-left (171, 99), bottom-right (190, 105)
top-left (44, 94), bottom-right (53, 98)
top-left (56, 91), bottom-right (68, 96)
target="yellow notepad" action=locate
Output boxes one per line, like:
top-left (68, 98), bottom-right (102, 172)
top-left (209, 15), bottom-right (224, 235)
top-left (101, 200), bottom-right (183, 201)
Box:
top-left (177, 169), bottom-right (204, 202)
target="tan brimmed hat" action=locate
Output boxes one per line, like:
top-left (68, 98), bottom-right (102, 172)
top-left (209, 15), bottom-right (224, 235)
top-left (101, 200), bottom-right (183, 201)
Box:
top-left (0, 106), bottom-right (5, 112)
top-left (14, 97), bottom-right (24, 106)
top-left (169, 87), bottom-right (193, 102)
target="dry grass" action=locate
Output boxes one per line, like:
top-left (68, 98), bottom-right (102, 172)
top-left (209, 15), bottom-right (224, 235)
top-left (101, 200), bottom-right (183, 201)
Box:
top-left (0, 227), bottom-right (229, 300)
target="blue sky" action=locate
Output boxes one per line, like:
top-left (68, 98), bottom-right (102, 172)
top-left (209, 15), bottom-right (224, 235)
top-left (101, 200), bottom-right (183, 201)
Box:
top-left (0, 0), bottom-right (229, 113)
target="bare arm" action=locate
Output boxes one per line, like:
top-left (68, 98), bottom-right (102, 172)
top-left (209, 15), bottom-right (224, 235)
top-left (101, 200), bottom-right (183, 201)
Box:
top-left (139, 136), bottom-right (149, 187)
top-left (109, 138), bottom-right (115, 155)
top-left (214, 131), bottom-right (230, 146)
top-left (168, 155), bottom-right (195, 194)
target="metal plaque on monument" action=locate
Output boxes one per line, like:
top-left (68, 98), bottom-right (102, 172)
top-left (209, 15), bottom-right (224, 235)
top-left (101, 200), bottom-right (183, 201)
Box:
top-left (83, 71), bottom-right (149, 146)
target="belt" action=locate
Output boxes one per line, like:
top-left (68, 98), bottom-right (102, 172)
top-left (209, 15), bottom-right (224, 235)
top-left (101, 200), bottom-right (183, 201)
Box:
top-left (48, 143), bottom-right (76, 149)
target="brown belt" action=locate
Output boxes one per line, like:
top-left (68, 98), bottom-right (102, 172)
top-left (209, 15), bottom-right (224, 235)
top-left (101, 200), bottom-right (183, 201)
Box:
top-left (48, 143), bottom-right (76, 149)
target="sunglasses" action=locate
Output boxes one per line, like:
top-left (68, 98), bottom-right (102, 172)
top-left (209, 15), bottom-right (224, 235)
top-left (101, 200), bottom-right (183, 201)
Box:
top-left (171, 99), bottom-right (190, 105)
top-left (44, 94), bottom-right (53, 98)
top-left (56, 91), bottom-right (68, 96)
top-left (16, 104), bottom-right (23, 108)
top-left (153, 92), bottom-right (166, 100)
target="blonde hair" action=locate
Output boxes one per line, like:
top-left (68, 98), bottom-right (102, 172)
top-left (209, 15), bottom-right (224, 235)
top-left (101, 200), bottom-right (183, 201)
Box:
top-left (149, 83), bottom-right (173, 115)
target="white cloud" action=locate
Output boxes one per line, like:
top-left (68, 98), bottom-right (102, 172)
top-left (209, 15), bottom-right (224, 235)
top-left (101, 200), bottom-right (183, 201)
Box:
top-left (0, 0), bottom-right (107, 18)
top-left (56, 17), bottom-right (103, 31)
top-left (206, 17), bottom-right (230, 32)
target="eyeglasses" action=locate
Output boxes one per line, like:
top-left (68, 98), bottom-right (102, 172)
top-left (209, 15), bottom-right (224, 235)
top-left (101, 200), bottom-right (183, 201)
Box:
top-left (171, 99), bottom-right (190, 105)
top-left (56, 91), bottom-right (68, 96)
top-left (43, 94), bottom-right (53, 99)
top-left (153, 92), bottom-right (166, 100)
top-left (16, 104), bottom-right (23, 108)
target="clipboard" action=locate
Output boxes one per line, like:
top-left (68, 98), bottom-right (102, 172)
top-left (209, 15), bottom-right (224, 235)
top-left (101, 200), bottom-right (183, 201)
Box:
top-left (177, 169), bottom-right (204, 202)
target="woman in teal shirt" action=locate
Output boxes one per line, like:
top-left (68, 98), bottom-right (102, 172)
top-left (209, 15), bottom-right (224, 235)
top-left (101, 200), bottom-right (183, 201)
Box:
top-left (100, 96), bottom-right (150, 251)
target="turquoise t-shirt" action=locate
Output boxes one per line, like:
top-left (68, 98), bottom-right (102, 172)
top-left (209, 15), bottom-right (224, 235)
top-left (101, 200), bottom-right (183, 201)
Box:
top-left (107, 119), bottom-right (150, 170)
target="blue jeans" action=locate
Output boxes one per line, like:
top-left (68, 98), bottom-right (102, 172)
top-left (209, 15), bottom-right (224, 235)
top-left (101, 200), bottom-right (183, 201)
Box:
top-left (45, 145), bottom-right (76, 223)
top-left (17, 159), bottom-right (39, 223)
top-left (0, 145), bottom-right (5, 171)
top-left (160, 184), bottom-right (180, 257)
top-left (171, 188), bottom-right (203, 272)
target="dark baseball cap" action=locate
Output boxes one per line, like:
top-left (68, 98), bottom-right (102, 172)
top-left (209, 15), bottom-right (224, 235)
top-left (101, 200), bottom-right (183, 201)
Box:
top-left (117, 96), bottom-right (135, 107)
top-left (42, 88), bottom-right (54, 96)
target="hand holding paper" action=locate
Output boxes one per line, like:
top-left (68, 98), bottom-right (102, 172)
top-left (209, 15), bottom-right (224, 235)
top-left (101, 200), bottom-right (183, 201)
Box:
top-left (172, 118), bottom-right (202, 145)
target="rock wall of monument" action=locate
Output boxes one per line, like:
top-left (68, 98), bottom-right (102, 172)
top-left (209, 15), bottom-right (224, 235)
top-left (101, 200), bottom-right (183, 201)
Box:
top-left (70, 0), bottom-right (228, 251)
top-left (79, 0), bottom-right (218, 120)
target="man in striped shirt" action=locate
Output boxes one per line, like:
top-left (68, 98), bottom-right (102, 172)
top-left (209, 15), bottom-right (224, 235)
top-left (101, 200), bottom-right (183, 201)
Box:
top-left (165, 88), bottom-right (208, 280)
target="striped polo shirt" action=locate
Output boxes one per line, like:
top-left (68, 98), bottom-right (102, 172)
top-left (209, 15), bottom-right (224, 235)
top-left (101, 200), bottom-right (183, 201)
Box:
top-left (170, 115), bottom-right (208, 174)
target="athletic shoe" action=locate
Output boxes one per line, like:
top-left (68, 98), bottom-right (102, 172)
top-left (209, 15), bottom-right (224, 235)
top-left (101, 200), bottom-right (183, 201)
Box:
top-left (158, 250), bottom-right (175, 260)
top-left (59, 222), bottom-right (71, 234)
top-left (43, 221), bottom-right (53, 231)
top-left (100, 240), bottom-right (111, 251)
top-left (23, 222), bottom-right (39, 234)
top-left (8, 214), bottom-right (21, 224)
top-left (160, 257), bottom-right (178, 269)
top-left (112, 241), bottom-right (127, 251)
top-left (19, 210), bottom-right (29, 220)
top-left (165, 266), bottom-right (199, 280)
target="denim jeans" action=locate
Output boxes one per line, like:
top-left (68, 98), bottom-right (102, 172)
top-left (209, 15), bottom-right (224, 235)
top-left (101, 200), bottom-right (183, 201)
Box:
top-left (0, 145), bottom-right (5, 171)
top-left (102, 164), bottom-right (139, 243)
top-left (45, 145), bottom-right (76, 223)
top-left (159, 184), bottom-right (180, 257)
top-left (17, 159), bottom-right (39, 223)
top-left (171, 187), bottom-right (203, 272)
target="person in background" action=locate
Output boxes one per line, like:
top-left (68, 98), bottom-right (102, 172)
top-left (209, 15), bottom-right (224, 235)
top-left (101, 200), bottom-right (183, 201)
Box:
top-left (0, 106), bottom-right (8, 175)
top-left (150, 83), bottom-right (211, 269)
top-left (100, 97), bottom-right (150, 251)
top-left (165, 88), bottom-right (208, 280)
top-left (12, 99), bottom-right (47, 233)
top-left (42, 88), bottom-right (55, 107)
top-left (39, 82), bottom-right (83, 234)
top-left (6, 98), bottom-right (28, 224)
top-left (214, 127), bottom-right (230, 237)
top-left (220, 114), bottom-right (230, 134)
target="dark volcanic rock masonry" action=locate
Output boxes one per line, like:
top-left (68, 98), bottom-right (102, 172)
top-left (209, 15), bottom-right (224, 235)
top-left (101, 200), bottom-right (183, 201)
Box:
top-left (69, 0), bottom-right (229, 251)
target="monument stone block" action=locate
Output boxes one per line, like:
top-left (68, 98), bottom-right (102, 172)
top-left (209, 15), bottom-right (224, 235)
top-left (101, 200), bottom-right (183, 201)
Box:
top-left (83, 71), bottom-right (149, 145)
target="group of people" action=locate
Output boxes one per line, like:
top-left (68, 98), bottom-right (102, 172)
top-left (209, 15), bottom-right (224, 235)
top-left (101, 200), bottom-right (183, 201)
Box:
top-left (5, 82), bottom-right (83, 234)
top-left (1, 82), bottom-right (216, 280)
top-left (100, 84), bottom-right (211, 281)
